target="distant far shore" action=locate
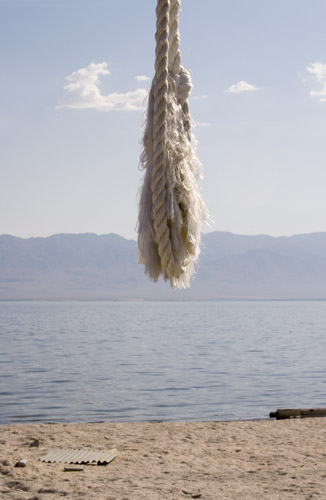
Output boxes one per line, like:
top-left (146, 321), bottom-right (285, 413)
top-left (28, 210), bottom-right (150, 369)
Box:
top-left (1, 231), bottom-right (326, 300)
top-left (1, 297), bottom-right (326, 302)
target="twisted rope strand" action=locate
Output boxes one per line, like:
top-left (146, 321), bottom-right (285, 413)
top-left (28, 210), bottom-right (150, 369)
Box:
top-left (151, 0), bottom-right (175, 279)
top-left (168, 0), bottom-right (181, 75)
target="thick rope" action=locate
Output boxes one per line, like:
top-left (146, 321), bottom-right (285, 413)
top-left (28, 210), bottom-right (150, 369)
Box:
top-left (138, 0), bottom-right (207, 289)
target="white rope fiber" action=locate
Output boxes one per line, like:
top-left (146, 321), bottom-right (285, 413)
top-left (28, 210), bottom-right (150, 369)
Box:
top-left (137, 0), bottom-right (207, 289)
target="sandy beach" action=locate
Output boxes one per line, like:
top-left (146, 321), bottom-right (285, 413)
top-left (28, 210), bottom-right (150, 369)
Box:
top-left (0, 418), bottom-right (325, 499)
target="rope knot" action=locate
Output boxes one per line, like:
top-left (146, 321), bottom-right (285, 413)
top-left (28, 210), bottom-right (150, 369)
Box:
top-left (176, 68), bottom-right (192, 106)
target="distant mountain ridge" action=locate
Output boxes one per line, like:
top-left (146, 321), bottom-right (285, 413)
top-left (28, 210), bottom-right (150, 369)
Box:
top-left (1, 231), bottom-right (326, 300)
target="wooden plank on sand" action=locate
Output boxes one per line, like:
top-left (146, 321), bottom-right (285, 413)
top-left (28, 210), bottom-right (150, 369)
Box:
top-left (270, 408), bottom-right (326, 420)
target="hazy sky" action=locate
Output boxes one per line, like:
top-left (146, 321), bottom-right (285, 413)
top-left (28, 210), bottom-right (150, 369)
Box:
top-left (1, 0), bottom-right (326, 239)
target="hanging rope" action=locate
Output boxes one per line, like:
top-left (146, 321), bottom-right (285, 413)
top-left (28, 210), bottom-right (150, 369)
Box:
top-left (138, 0), bottom-right (207, 289)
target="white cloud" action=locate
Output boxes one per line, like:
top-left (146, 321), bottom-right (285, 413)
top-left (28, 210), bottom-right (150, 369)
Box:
top-left (135, 75), bottom-right (150, 81)
top-left (57, 62), bottom-right (148, 111)
top-left (307, 62), bottom-right (326, 102)
top-left (225, 81), bottom-right (259, 94)
top-left (192, 94), bottom-right (208, 100)
top-left (194, 121), bottom-right (211, 127)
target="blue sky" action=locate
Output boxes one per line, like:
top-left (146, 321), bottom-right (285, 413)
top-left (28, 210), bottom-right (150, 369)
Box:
top-left (1, 0), bottom-right (326, 239)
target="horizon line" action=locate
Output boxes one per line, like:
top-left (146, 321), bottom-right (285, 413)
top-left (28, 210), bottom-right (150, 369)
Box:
top-left (1, 229), bottom-right (326, 241)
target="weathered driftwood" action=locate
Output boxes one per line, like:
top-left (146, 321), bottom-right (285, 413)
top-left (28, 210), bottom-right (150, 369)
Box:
top-left (270, 408), bottom-right (326, 420)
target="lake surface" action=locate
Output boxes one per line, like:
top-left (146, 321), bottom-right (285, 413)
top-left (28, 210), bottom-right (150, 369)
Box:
top-left (0, 300), bottom-right (325, 424)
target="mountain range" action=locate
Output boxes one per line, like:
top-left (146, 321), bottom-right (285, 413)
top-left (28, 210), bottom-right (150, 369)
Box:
top-left (1, 231), bottom-right (326, 300)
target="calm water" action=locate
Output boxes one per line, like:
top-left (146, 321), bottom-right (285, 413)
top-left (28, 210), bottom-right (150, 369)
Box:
top-left (0, 300), bottom-right (325, 424)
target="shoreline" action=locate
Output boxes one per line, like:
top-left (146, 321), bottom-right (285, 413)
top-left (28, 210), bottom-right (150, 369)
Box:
top-left (1, 419), bottom-right (325, 499)
top-left (0, 416), bottom-right (273, 426)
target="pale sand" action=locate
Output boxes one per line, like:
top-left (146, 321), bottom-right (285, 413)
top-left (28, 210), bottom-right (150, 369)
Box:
top-left (1, 419), bottom-right (326, 499)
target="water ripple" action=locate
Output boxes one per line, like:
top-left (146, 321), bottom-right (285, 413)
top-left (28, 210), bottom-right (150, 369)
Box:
top-left (0, 300), bottom-right (326, 424)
